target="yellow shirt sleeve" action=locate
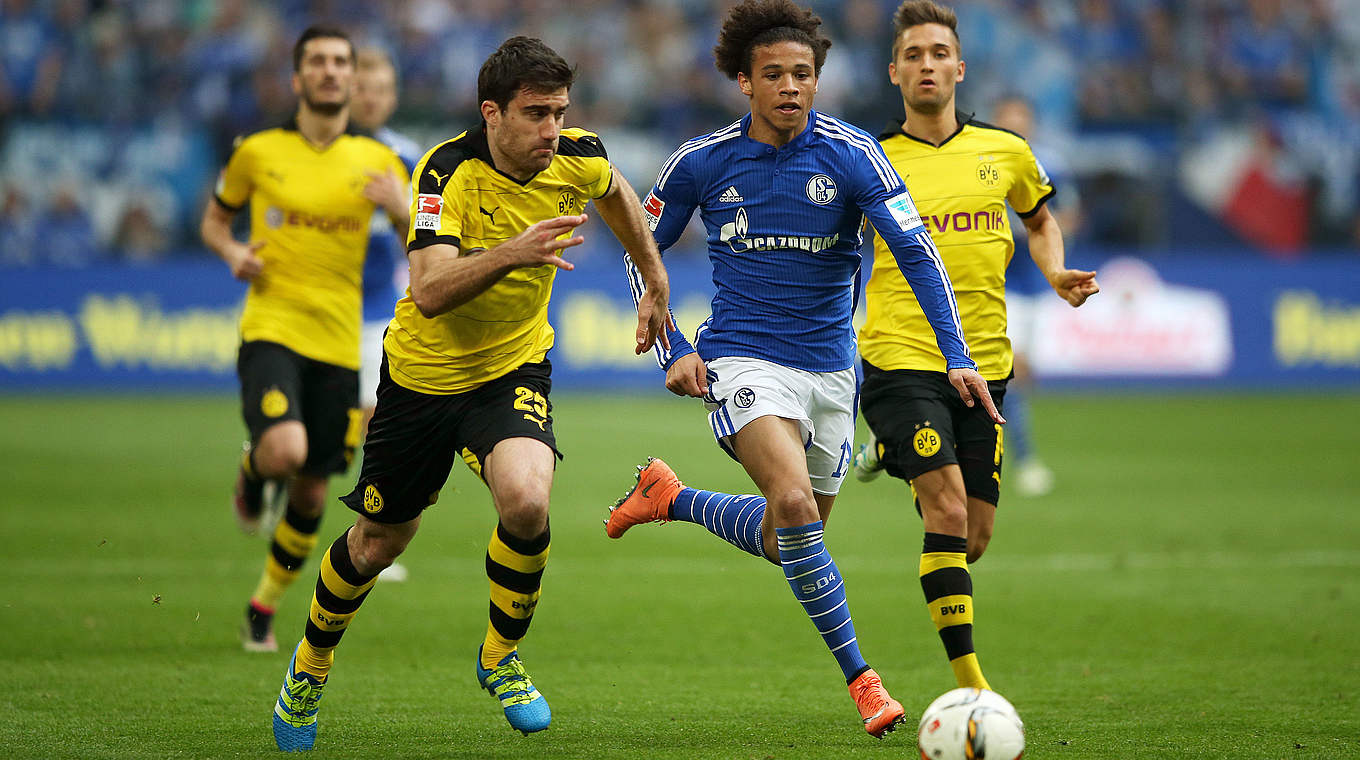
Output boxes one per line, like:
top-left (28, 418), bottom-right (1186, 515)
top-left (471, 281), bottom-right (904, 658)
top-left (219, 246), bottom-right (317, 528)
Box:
top-left (585, 156), bottom-right (612, 199)
top-left (1007, 144), bottom-right (1055, 217)
top-left (214, 135), bottom-right (253, 210)
top-left (408, 150), bottom-right (464, 250)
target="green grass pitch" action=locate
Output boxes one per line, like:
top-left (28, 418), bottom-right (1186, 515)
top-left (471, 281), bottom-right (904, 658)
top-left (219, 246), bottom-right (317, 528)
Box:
top-left (1, 391), bottom-right (1357, 759)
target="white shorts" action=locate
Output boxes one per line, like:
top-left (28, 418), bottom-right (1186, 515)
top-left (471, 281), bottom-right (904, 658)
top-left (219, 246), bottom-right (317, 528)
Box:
top-left (703, 356), bottom-right (856, 496)
top-left (359, 320), bottom-right (388, 410)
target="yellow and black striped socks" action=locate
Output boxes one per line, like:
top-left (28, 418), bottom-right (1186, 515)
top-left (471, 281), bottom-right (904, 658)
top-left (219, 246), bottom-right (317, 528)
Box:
top-left (482, 522), bottom-right (550, 669)
top-left (250, 505), bottom-right (322, 613)
top-left (297, 528), bottom-right (379, 679)
top-left (920, 531), bottom-right (990, 690)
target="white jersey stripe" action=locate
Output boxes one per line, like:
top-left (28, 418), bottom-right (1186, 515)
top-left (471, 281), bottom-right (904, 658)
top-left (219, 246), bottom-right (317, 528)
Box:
top-left (818, 113), bottom-right (896, 181)
top-left (624, 252), bottom-right (677, 367)
top-left (814, 116), bottom-right (899, 191)
top-left (913, 230), bottom-right (968, 356)
top-left (656, 121), bottom-right (743, 191)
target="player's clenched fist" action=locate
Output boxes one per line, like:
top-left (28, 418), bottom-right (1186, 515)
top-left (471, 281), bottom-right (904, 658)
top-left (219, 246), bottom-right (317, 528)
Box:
top-left (227, 240), bottom-right (266, 281)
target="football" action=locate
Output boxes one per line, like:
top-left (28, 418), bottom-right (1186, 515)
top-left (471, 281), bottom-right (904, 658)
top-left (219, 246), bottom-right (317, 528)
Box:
top-left (917, 688), bottom-right (1025, 760)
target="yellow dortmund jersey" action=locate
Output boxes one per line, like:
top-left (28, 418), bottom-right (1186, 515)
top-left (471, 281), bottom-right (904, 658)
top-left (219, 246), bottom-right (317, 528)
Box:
top-left (386, 124), bottom-right (613, 394)
top-left (214, 118), bottom-right (406, 370)
top-left (859, 117), bottom-right (1054, 380)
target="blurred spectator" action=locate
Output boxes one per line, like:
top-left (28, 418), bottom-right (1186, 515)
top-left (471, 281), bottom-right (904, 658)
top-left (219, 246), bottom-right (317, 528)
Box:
top-left (0, 0), bottom-right (64, 119)
top-left (1215, 0), bottom-right (1308, 112)
top-left (39, 181), bottom-right (102, 267)
top-left (0, 181), bottom-right (38, 267)
top-left (0, 0), bottom-right (1354, 263)
top-left (113, 196), bottom-right (172, 264)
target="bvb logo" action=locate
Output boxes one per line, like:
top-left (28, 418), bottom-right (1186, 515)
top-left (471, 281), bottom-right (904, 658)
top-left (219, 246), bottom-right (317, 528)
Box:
top-left (363, 484), bottom-right (384, 514)
top-left (913, 427), bottom-right (942, 457)
top-left (260, 387), bottom-right (289, 418)
top-left (557, 191), bottom-right (578, 215)
top-left (976, 162), bottom-right (1000, 188)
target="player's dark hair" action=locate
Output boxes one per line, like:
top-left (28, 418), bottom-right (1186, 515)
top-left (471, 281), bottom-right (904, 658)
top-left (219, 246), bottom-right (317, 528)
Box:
top-left (292, 25), bottom-right (355, 72)
top-left (892, 0), bottom-right (961, 58)
top-left (713, 0), bottom-right (832, 80)
top-left (478, 36), bottom-right (577, 111)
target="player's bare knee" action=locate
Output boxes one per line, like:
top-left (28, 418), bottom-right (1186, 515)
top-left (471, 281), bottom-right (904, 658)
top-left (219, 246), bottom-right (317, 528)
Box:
top-left (351, 535), bottom-right (400, 575)
top-left (919, 493), bottom-right (968, 536)
top-left (349, 520), bottom-right (412, 575)
top-left (286, 476), bottom-right (327, 518)
top-left (256, 427), bottom-right (308, 475)
top-left (497, 495), bottom-right (550, 537)
top-left (766, 488), bottom-right (819, 525)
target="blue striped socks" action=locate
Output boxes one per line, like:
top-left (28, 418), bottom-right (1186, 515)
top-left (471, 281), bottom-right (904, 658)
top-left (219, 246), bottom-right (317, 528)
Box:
top-left (670, 488), bottom-right (768, 560)
top-left (669, 494), bottom-right (870, 683)
top-left (776, 521), bottom-right (868, 683)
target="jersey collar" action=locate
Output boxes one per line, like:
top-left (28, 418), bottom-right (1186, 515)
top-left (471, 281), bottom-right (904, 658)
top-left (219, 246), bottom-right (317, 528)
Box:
top-left (469, 120), bottom-right (542, 186)
top-left (280, 114), bottom-right (368, 151)
top-left (737, 109), bottom-right (818, 155)
top-left (880, 110), bottom-right (974, 148)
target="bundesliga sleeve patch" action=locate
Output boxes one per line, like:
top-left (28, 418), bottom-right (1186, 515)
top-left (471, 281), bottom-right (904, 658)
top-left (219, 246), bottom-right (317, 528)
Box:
top-left (642, 190), bottom-right (665, 232)
top-left (415, 193), bottom-right (443, 232)
top-left (885, 191), bottom-right (924, 231)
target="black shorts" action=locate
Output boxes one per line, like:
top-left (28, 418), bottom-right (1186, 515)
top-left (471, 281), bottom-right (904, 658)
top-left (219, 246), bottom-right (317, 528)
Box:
top-left (238, 340), bottom-right (360, 477)
top-left (340, 357), bottom-right (561, 524)
top-left (859, 361), bottom-right (1008, 506)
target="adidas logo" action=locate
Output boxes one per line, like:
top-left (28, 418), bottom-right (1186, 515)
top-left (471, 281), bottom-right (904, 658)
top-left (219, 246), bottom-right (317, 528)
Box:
top-left (718, 186), bottom-right (744, 203)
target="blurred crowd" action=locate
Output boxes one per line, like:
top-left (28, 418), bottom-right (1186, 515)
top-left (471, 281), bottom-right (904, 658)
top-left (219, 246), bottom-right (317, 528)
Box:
top-left (2, 0), bottom-right (1358, 266)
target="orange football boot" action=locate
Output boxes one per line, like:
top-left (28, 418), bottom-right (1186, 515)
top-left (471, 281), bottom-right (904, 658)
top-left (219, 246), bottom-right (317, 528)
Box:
top-left (604, 457), bottom-right (684, 538)
top-left (848, 668), bottom-right (906, 738)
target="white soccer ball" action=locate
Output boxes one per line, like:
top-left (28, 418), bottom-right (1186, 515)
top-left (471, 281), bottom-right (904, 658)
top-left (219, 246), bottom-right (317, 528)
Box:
top-left (917, 687), bottom-right (1025, 760)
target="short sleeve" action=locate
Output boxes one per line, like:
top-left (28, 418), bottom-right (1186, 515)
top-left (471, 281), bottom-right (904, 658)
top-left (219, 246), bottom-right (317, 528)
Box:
top-left (408, 144), bottom-right (464, 252)
top-left (1008, 144), bottom-right (1056, 218)
top-left (585, 156), bottom-right (613, 200)
top-left (213, 135), bottom-right (252, 211)
top-left (557, 130), bottom-right (613, 199)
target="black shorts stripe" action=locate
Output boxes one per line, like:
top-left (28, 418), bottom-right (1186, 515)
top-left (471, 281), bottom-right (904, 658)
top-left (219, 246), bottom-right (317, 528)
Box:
top-left (486, 557), bottom-right (544, 594)
top-left (920, 566), bottom-right (972, 603)
top-left (938, 623), bottom-right (976, 661)
top-left (488, 602), bottom-right (532, 640)
top-left (314, 582), bottom-right (370, 616)
top-left (303, 620), bottom-right (344, 649)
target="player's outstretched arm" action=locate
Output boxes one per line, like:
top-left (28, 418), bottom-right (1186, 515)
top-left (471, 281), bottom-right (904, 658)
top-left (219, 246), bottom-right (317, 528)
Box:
top-left (1021, 204), bottom-right (1099, 307)
top-left (408, 214), bottom-right (586, 318)
top-left (200, 199), bottom-right (264, 281)
top-left (594, 166), bottom-right (672, 354)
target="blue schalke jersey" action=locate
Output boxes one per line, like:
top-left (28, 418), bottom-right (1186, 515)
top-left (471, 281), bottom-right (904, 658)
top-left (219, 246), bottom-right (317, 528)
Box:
top-left (363, 126), bottom-right (423, 321)
top-left (627, 110), bottom-right (972, 373)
